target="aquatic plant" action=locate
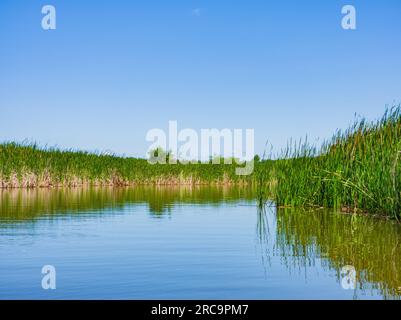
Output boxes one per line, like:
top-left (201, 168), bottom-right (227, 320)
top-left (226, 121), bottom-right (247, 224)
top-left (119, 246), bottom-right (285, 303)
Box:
top-left (1, 104), bottom-right (401, 218)
top-left (272, 104), bottom-right (401, 219)
top-left (0, 142), bottom-right (251, 188)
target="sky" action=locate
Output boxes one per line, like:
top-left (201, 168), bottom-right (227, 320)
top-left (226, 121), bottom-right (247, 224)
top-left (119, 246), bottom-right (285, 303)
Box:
top-left (0, 0), bottom-right (400, 158)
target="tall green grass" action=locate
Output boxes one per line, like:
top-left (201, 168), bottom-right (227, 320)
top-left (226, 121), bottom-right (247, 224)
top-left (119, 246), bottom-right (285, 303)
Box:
top-left (1, 105), bottom-right (400, 218)
top-left (0, 142), bottom-right (251, 187)
top-left (272, 105), bottom-right (401, 219)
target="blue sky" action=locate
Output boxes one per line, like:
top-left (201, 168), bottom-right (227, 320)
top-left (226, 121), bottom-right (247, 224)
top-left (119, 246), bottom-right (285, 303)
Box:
top-left (1, 0), bottom-right (400, 157)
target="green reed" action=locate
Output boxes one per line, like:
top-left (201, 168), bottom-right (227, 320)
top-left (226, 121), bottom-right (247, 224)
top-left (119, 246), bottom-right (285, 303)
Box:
top-left (1, 105), bottom-right (401, 218)
top-left (271, 104), bottom-right (401, 219)
top-left (0, 142), bottom-right (252, 187)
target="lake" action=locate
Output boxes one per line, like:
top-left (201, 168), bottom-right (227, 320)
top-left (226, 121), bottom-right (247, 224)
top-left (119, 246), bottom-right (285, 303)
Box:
top-left (0, 186), bottom-right (400, 299)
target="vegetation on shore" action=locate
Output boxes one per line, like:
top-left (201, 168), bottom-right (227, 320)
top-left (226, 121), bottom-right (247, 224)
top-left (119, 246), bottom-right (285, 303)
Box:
top-left (271, 105), bottom-right (401, 219)
top-left (0, 143), bottom-right (250, 187)
top-left (1, 105), bottom-right (400, 218)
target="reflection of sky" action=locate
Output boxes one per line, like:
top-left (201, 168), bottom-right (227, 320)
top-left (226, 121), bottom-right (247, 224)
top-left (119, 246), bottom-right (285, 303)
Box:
top-left (1, 0), bottom-right (400, 157)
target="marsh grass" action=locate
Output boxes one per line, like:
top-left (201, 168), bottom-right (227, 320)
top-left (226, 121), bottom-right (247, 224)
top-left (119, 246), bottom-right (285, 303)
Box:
top-left (0, 142), bottom-right (251, 188)
top-left (1, 105), bottom-right (401, 218)
top-left (271, 105), bottom-right (401, 219)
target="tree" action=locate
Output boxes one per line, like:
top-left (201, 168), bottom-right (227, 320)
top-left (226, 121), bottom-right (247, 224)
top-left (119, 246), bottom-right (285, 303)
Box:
top-left (148, 147), bottom-right (173, 164)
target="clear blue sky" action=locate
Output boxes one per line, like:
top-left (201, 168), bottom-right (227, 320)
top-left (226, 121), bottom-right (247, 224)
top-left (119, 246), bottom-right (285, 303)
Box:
top-left (1, 0), bottom-right (400, 157)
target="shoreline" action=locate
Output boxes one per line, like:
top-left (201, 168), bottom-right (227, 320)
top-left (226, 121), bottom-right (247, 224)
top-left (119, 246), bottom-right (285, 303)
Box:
top-left (0, 175), bottom-right (251, 189)
top-left (1, 105), bottom-right (401, 219)
top-left (0, 183), bottom-right (395, 222)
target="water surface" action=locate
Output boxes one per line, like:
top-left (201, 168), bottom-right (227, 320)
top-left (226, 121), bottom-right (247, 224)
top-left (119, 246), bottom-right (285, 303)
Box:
top-left (0, 186), bottom-right (400, 299)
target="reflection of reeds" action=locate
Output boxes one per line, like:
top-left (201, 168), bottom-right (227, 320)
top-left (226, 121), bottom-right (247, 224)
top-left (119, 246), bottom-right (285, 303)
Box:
top-left (275, 207), bottom-right (401, 299)
top-left (256, 201), bottom-right (270, 243)
top-left (256, 200), bottom-right (275, 271)
top-left (0, 185), bottom-right (256, 220)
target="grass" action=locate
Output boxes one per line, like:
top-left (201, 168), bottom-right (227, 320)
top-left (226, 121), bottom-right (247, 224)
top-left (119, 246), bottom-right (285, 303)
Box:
top-left (272, 105), bottom-right (401, 219)
top-left (0, 142), bottom-right (251, 187)
top-left (1, 104), bottom-right (401, 219)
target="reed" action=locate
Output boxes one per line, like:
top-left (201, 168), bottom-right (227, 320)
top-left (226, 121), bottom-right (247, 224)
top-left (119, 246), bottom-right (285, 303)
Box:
top-left (271, 104), bottom-right (401, 219)
top-left (0, 142), bottom-right (251, 188)
top-left (1, 105), bottom-right (400, 218)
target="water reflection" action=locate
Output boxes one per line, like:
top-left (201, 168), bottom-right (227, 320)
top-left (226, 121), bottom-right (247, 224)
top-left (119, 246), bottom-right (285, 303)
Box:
top-left (0, 186), bottom-right (255, 220)
top-left (273, 207), bottom-right (401, 299)
top-left (1, 187), bottom-right (401, 299)
top-left (256, 200), bottom-right (274, 272)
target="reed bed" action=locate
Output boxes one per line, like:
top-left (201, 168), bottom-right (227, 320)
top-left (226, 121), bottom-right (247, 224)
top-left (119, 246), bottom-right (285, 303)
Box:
top-left (0, 143), bottom-right (251, 188)
top-left (1, 105), bottom-right (400, 218)
top-left (272, 105), bottom-right (401, 219)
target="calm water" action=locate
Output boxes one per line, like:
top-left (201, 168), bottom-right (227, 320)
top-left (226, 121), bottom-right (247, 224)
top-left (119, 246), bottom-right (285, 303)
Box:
top-left (0, 186), bottom-right (400, 299)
